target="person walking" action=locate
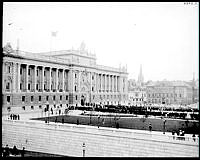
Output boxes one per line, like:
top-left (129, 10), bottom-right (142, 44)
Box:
top-left (149, 123), bottom-right (152, 132)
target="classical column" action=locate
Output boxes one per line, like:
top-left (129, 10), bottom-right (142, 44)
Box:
top-left (111, 75), bottom-right (113, 92)
top-left (49, 67), bottom-right (51, 91)
top-left (17, 63), bottom-right (21, 92)
top-left (115, 76), bottom-right (117, 92)
top-left (26, 64), bottom-right (29, 92)
top-left (12, 63), bottom-right (16, 92)
top-left (96, 73), bottom-right (99, 92)
top-left (41, 66), bottom-right (44, 91)
top-left (34, 65), bottom-right (37, 91)
top-left (113, 76), bottom-right (115, 93)
top-left (62, 69), bottom-right (65, 91)
top-left (56, 68), bottom-right (58, 92)
top-left (108, 75), bottom-right (110, 92)
top-left (104, 75), bottom-right (106, 92)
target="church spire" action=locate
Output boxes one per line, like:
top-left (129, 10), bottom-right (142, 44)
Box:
top-left (138, 64), bottom-right (144, 86)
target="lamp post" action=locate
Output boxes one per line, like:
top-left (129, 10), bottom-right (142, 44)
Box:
top-left (82, 142), bottom-right (86, 157)
top-left (163, 119), bottom-right (166, 134)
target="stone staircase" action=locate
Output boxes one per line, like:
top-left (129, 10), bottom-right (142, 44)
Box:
top-left (2, 120), bottom-right (199, 157)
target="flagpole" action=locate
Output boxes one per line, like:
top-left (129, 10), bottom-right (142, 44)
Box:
top-left (50, 32), bottom-right (52, 54)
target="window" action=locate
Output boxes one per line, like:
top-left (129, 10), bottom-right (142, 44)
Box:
top-left (76, 95), bottom-right (78, 100)
top-left (22, 96), bottom-right (25, 102)
top-left (60, 95), bottom-right (62, 100)
top-left (39, 96), bottom-right (41, 101)
top-left (22, 106), bottom-right (25, 110)
top-left (44, 71), bottom-right (46, 76)
top-left (54, 104), bottom-right (56, 108)
top-left (37, 69), bottom-right (39, 76)
top-left (7, 96), bottom-right (10, 103)
top-left (39, 105), bottom-right (42, 109)
top-left (75, 73), bottom-right (77, 78)
top-left (53, 95), bottom-right (56, 101)
top-left (92, 87), bottom-right (94, 92)
top-left (36, 84), bottom-right (38, 90)
top-left (46, 96), bottom-right (49, 101)
top-left (7, 66), bottom-right (11, 73)
top-left (28, 68), bottom-right (30, 75)
top-left (6, 82), bottom-right (10, 90)
top-left (66, 95), bottom-right (68, 100)
top-left (92, 76), bottom-right (94, 80)
top-left (31, 96), bottom-right (34, 102)
top-left (20, 68), bottom-right (22, 75)
top-left (31, 106), bottom-right (34, 110)
top-left (20, 83), bottom-right (22, 90)
top-left (28, 83), bottom-right (30, 90)
top-left (75, 86), bottom-right (77, 91)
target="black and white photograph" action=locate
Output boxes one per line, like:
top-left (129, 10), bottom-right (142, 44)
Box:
top-left (2, 2), bottom-right (199, 157)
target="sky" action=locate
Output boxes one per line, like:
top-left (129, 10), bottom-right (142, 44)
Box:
top-left (3, 2), bottom-right (199, 82)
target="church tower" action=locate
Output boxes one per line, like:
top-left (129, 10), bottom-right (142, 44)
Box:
top-left (137, 64), bottom-right (144, 86)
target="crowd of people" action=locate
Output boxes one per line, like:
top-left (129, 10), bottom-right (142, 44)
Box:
top-left (9, 114), bottom-right (20, 120)
top-left (2, 145), bottom-right (25, 157)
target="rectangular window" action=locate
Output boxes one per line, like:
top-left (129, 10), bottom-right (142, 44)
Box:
top-left (31, 106), bottom-right (34, 110)
top-left (7, 96), bottom-right (10, 103)
top-left (28, 68), bottom-right (31, 75)
top-left (75, 73), bottom-right (77, 78)
top-left (20, 68), bottom-right (22, 75)
top-left (46, 96), bottom-right (49, 101)
top-left (22, 96), bottom-right (25, 102)
top-left (76, 95), bottom-right (78, 100)
top-left (53, 95), bottom-right (56, 101)
top-left (31, 96), bottom-right (34, 102)
top-left (37, 70), bottom-right (39, 76)
top-left (60, 95), bottom-right (62, 100)
top-left (28, 83), bottom-right (31, 90)
top-left (39, 96), bottom-right (41, 101)
top-left (6, 82), bottom-right (10, 90)
top-left (20, 83), bottom-right (22, 90)
top-left (39, 105), bottom-right (42, 109)
top-left (8, 66), bottom-right (11, 73)
top-left (66, 95), bottom-right (68, 100)
top-left (22, 106), bottom-right (25, 110)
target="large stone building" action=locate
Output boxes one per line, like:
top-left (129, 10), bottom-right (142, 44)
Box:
top-left (146, 80), bottom-right (194, 105)
top-left (2, 43), bottom-right (128, 116)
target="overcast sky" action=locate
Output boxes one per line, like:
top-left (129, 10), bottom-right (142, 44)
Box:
top-left (3, 2), bottom-right (199, 82)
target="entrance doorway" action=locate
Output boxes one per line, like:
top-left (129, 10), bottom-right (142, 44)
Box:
top-left (81, 95), bottom-right (85, 106)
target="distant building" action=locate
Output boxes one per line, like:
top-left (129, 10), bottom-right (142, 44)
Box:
top-left (2, 43), bottom-right (128, 116)
top-left (146, 80), bottom-right (194, 105)
top-left (128, 65), bottom-right (147, 106)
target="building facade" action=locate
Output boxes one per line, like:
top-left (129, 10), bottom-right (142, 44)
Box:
top-left (2, 43), bottom-right (128, 116)
top-left (146, 81), bottom-right (193, 105)
top-left (128, 65), bottom-right (147, 106)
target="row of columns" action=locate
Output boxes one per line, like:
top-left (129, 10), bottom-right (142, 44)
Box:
top-left (97, 74), bottom-right (119, 92)
top-left (14, 63), bottom-right (68, 93)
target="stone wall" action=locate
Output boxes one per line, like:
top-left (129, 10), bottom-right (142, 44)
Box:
top-left (2, 120), bottom-right (198, 157)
